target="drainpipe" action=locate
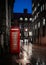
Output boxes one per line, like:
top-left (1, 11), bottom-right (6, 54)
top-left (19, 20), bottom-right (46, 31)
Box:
top-left (6, 0), bottom-right (9, 50)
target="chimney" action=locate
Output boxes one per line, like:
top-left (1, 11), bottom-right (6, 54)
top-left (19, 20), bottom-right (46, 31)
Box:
top-left (24, 9), bottom-right (28, 14)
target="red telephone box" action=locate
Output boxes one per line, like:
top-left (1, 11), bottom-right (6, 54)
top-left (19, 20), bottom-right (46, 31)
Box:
top-left (10, 27), bottom-right (20, 54)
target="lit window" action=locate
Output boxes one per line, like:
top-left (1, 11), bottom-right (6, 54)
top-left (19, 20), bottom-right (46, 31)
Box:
top-left (41, 6), bottom-right (42, 12)
top-left (33, 7), bottom-right (36, 15)
top-left (43, 4), bottom-right (44, 10)
top-left (20, 17), bottom-right (23, 21)
top-left (29, 31), bottom-right (32, 36)
top-left (35, 16), bottom-right (36, 20)
top-left (38, 3), bottom-right (40, 7)
top-left (32, 18), bottom-right (34, 22)
top-left (25, 18), bottom-right (28, 21)
top-left (37, 12), bottom-right (39, 17)
top-left (32, 3), bottom-right (34, 7)
top-left (32, 11), bottom-right (34, 15)
top-left (35, 24), bottom-right (37, 29)
top-left (24, 31), bottom-right (28, 37)
top-left (38, 22), bottom-right (40, 28)
top-left (43, 18), bottom-right (45, 26)
top-left (31, 38), bottom-right (32, 41)
top-left (34, 7), bottom-right (37, 12)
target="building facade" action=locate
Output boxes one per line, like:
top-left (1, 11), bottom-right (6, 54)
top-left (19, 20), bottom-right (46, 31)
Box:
top-left (32, 0), bottom-right (46, 45)
top-left (0, 0), bottom-right (15, 54)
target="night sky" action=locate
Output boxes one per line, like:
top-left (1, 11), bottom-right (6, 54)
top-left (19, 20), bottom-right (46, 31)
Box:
top-left (13, 0), bottom-right (32, 13)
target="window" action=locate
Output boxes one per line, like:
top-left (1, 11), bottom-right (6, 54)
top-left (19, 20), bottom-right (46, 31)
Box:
top-left (32, 3), bottom-right (34, 7)
top-left (43, 4), bottom-right (44, 11)
top-left (42, 26), bottom-right (45, 37)
top-left (35, 16), bottom-right (37, 20)
top-left (38, 22), bottom-right (40, 28)
top-left (43, 18), bottom-right (45, 26)
top-left (35, 24), bottom-right (37, 29)
top-left (32, 11), bottom-right (34, 15)
top-left (32, 18), bottom-right (34, 22)
top-left (45, 3), bottom-right (46, 10)
top-left (29, 31), bottom-right (32, 36)
top-left (41, 6), bottom-right (42, 12)
top-left (37, 13), bottom-right (38, 17)
top-left (34, 7), bottom-right (37, 12)
top-left (38, 3), bottom-right (40, 7)
top-left (42, 18), bottom-right (46, 37)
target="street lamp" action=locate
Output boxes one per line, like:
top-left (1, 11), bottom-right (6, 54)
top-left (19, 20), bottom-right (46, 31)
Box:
top-left (25, 18), bottom-right (28, 21)
top-left (20, 17), bottom-right (23, 21)
top-left (29, 18), bottom-right (32, 21)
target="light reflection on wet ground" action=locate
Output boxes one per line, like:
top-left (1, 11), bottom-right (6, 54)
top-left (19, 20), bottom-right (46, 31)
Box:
top-left (12, 43), bottom-right (32, 65)
top-left (0, 43), bottom-right (46, 65)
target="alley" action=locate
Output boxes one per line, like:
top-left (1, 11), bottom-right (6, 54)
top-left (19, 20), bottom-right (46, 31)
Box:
top-left (0, 0), bottom-right (46, 65)
top-left (0, 43), bottom-right (46, 65)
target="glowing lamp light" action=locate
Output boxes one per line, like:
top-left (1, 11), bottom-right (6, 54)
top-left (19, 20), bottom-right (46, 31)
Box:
top-left (25, 18), bottom-right (28, 21)
top-left (20, 17), bottom-right (23, 21)
top-left (29, 18), bottom-right (32, 21)
top-left (25, 28), bottom-right (28, 31)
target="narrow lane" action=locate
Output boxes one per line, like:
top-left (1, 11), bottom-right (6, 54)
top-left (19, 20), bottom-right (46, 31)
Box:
top-left (0, 43), bottom-right (46, 65)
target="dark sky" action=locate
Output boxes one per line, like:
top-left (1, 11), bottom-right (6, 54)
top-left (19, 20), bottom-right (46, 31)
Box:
top-left (13, 0), bottom-right (32, 13)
